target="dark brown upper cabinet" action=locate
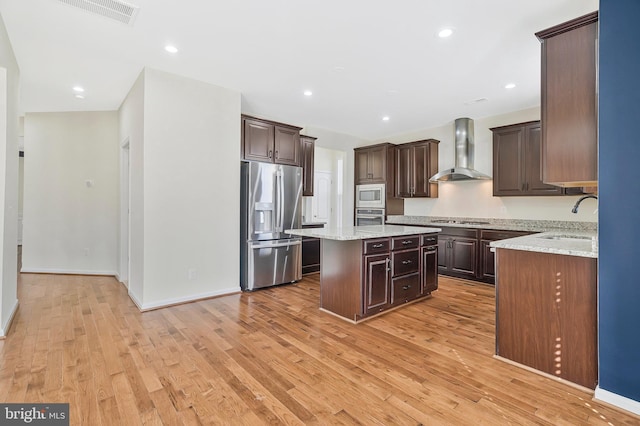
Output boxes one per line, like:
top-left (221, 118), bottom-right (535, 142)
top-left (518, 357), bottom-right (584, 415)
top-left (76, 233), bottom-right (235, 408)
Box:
top-left (536, 12), bottom-right (598, 187)
top-left (300, 135), bottom-right (316, 196)
top-left (241, 115), bottom-right (301, 166)
top-left (491, 121), bottom-right (563, 196)
top-left (354, 143), bottom-right (392, 184)
top-left (395, 139), bottom-right (439, 198)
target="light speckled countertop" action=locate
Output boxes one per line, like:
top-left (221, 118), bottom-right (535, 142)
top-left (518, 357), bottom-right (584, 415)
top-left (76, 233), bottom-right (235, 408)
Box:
top-left (386, 215), bottom-right (597, 232)
top-left (285, 224), bottom-right (441, 241)
top-left (490, 230), bottom-right (597, 258)
top-left (386, 215), bottom-right (598, 258)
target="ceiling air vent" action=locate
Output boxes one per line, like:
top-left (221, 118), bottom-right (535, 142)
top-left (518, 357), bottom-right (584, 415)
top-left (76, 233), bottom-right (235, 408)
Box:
top-left (58, 0), bottom-right (139, 26)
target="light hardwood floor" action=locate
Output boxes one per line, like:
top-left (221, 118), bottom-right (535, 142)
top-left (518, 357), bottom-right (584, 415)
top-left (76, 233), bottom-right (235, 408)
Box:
top-left (1, 272), bottom-right (637, 425)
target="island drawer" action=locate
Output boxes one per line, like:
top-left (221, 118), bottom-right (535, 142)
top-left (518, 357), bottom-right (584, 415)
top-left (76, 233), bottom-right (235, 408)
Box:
top-left (391, 273), bottom-right (421, 304)
top-left (421, 234), bottom-right (438, 247)
top-left (392, 249), bottom-right (419, 276)
top-left (392, 235), bottom-right (420, 250)
top-left (363, 238), bottom-right (390, 254)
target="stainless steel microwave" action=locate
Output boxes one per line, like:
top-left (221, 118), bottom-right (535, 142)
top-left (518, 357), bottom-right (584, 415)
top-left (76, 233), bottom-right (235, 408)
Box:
top-left (356, 183), bottom-right (385, 208)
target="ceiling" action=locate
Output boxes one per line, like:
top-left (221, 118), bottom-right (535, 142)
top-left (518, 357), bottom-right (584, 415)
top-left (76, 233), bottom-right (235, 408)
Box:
top-left (0, 0), bottom-right (598, 140)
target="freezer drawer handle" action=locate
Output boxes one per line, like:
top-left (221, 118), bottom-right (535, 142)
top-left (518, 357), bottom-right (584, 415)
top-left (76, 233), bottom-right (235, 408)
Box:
top-left (252, 240), bottom-right (302, 249)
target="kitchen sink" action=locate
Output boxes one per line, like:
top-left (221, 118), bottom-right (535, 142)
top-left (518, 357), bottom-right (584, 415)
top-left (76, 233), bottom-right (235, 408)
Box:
top-left (430, 220), bottom-right (491, 225)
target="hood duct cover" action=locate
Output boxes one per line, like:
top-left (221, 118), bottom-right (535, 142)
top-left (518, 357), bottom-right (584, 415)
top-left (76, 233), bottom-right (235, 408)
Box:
top-left (429, 117), bottom-right (492, 182)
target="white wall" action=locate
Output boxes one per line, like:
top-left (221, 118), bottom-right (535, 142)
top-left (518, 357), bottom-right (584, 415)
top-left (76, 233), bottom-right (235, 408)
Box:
top-left (301, 126), bottom-right (368, 227)
top-left (120, 68), bottom-right (241, 309)
top-left (118, 71), bottom-right (145, 299)
top-left (375, 107), bottom-right (598, 222)
top-left (0, 14), bottom-right (20, 337)
top-left (21, 112), bottom-right (119, 275)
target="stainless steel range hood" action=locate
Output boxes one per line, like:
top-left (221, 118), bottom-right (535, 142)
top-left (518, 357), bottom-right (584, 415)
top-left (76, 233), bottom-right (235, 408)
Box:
top-left (429, 117), bottom-right (492, 182)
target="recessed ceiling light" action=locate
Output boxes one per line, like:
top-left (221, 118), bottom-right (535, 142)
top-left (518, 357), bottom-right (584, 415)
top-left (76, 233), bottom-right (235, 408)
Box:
top-left (73, 86), bottom-right (84, 93)
top-left (382, 116), bottom-right (390, 122)
top-left (75, 94), bottom-right (85, 99)
top-left (165, 45), bottom-right (178, 54)
top-left (438, 28), bottom-right (453, 38)
top-left (304, 90), bottom-right (313, 96)
top-left (505, 83), bottom-right (516, 89)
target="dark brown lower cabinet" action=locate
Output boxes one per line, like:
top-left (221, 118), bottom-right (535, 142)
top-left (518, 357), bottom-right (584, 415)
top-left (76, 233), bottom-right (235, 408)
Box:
top-left (495, 248), bottom-right (597, 389)
top-left (479, 229), bottom-right (532, 282)
top-left (421, 237), bottom-right (438, 293)
top-left (390, 246), bottom-right (420, 306)
top-left (301, 223), bottom-right (324, 275)
top-left (302, 237), bottom-right (320, 274)
top-left (413, 225), bottom-right (534, 285)
top-left (363, 253), bottom-right (391, 316)
top-left (438, 227), bottom-right (478, 280)
top-left (319, 234), bottom-right (438, 322)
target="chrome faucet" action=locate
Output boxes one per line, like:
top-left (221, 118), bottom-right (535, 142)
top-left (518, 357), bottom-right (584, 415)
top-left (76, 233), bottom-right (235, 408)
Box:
top-left (571, 195), bottom-right (598, 213)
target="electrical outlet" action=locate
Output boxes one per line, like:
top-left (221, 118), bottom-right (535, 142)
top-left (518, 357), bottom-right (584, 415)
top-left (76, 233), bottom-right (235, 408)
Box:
top-left (188, 268), bottom-right (197, 280)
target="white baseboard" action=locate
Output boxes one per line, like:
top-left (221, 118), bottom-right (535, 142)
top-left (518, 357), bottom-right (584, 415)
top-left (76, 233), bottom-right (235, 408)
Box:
top-left (129, 286), bottom-right (240, 311)
top-left (128, 290), bottom-right (144, 311)
top-left (595, 386), bottom-right (640, 416)
top-left (114, 273), bottom-right (129, 287)
top-left (20, 267), bottom-right (118, 277)
top-left (0, 300), bottom-right (19, 338)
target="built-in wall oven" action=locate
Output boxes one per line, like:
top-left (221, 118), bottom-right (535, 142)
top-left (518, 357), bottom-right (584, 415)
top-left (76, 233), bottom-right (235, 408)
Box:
top-left (356, 183), bottom-right (385, 209)
top-left (355, 208), bottom-right (385, 226)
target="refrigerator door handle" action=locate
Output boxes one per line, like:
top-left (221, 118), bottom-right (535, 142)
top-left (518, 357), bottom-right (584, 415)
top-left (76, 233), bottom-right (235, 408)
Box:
top-left (276, 168), bottom-right (284, 232)
top-left (279, 169), bottom-right (285, 231)
top-left (273, 168), bottom-right (280, 233)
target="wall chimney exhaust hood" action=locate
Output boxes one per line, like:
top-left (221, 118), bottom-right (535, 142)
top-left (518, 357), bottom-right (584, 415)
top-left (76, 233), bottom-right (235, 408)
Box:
top-left (429, 117), bottom-right (492, 182)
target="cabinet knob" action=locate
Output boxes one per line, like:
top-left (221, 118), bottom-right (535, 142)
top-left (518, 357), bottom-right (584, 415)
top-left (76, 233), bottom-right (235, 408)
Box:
top-left (386, 258), bottom-right (391, 272)
top-left (275, 150), bottom-right (279, 159)
top-left (372, 243), bottom-right (384, 248)
top-left (402, 240), bottom-right (412, 245)
top-left (402, 285), bottom-right (412, 290)
top-left (402, 260), bottom-right (413, 265)
top-left (268, 150), bottom-right (273, 158)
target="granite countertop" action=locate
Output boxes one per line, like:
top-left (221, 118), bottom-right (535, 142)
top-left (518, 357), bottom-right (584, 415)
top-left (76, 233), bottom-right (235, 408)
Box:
top-left (386, 215), bottom-right (597, 232)
top-left (285, 224), bottom-right (441, 241)
top-left (490, 230), bottom-right (598, 258)
top-left (386, 215), bottom-right (598, 258)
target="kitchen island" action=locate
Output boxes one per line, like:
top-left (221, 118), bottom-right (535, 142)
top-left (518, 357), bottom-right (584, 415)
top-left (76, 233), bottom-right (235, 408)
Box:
top-left (490, 231), bottom-right (598, 389)
top-left (286, 225), bottom-right (441, 323)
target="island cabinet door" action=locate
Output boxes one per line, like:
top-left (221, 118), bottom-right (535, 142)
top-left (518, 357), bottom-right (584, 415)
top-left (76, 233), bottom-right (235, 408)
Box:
top-left (363, 254), bottom-right (390, 316)
top-left (422, 245), bottom-right (438, 294)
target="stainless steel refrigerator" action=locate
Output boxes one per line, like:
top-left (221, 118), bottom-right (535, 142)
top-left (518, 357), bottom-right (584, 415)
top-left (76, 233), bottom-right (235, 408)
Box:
top-left (240, 161), bottom-right (303, 291)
